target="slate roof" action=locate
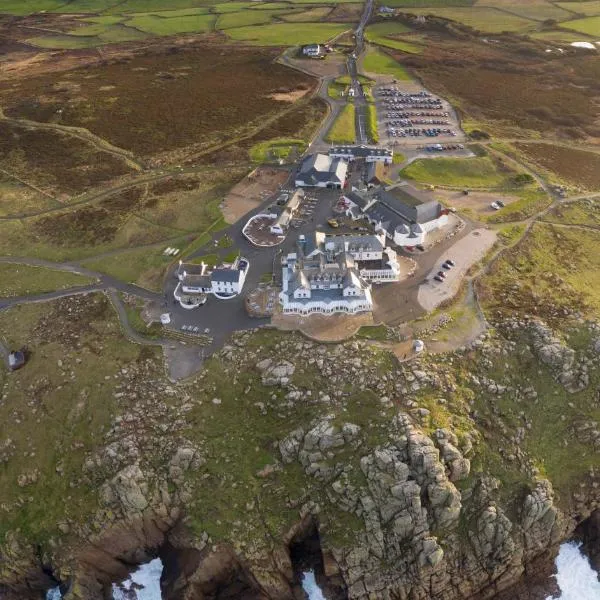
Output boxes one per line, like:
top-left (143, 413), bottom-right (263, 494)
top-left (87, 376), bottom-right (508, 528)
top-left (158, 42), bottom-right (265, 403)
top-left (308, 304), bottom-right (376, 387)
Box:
top-left (211, 269), bottom-right (241, 283)
top-left (297, 154), bottom-right (348, 185)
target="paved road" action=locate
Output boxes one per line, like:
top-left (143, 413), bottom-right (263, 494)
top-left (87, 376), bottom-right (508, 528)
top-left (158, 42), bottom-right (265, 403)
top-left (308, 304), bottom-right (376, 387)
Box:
top-left (350, 0), bottom-right (373, 144)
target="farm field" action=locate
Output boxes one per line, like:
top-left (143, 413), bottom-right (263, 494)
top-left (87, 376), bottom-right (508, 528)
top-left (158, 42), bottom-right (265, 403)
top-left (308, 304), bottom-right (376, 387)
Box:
top-left (224, 22), bottom-right (349, 44)
top-left (562, 15), bottom-right (600, 36)
top-left (402, 7), bottom-right (537, 32)
top-left (280, 6), bottom-right (332, 21)
top-left (362, 46), bottom-right (412, 80)
top-left (401, 155), bottom-right (522, 189)
top-left (477, 1), bottom-right (575, 22)
top-left (366, 22), bottom-right (424, 53)
top-left (324, 104), bottom-right (355, 144)
top-left (0, 46), bottom-right (315, 161)
top-left (556, 1), bottom-right (600, 16)
top-left (0, 263), bottom-right (95, 297)
top-left (513, 143), bottom-right (600, 191)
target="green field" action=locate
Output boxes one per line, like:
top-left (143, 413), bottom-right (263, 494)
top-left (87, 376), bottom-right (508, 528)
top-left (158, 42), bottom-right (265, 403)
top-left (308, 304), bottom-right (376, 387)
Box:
top-left (402, 156), bottom-right (513, 188)
top-left (366, 22), bottom-right (424, 53)
top-left (362, 47), bottom-right (411, 80)
top-left (248, 138), bottom-right (307, 163)
top-left (127, 13), bottom-right (215, 35)
top-left (216, 9), bottom-right (290, 29)
top-left (482, 2), bottom-right (574, 22)
top-left (562, 15), bottom-right (600, 35)
top-left (224, 22), bottom-right (348, 44)
top-left (280, 5), bottom-right (332, 20)
top-left (0, 263), bottom-right (96, 297)
top-left (382, 0), bottom-right (473, 5)
top-left (403, 7), bottom-right (536, 33)
top-left (366, 103), bottom-right (378, 144)
top-left (557, 1), bottom-right (600, 16)
top-left (324, 104), bottom-right (355, 144)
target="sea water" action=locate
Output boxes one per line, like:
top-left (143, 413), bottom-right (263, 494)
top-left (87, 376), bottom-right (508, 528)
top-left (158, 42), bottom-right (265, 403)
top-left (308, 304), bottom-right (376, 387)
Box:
top-left (44, 543), bottom-right (600, 600)
top-left (547, 542), bottom-right (600, 600)
top-left (302, 570), bottom-right (327, 599)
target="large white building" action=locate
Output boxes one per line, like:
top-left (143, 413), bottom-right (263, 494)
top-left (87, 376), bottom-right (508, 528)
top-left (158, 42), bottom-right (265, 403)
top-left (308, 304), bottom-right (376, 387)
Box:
top-left (279, 232), bottom-right (401, 315)
top-left (295, 153), bottom-right (348, 189)
top-left (328, 145), bottom-right (393, 164)
top-left (269, 190), bottom-right (303, 235)
top-left (174, 257), bottom-right (248, 308)
top-left (344, 183), bottom-right (449, 247)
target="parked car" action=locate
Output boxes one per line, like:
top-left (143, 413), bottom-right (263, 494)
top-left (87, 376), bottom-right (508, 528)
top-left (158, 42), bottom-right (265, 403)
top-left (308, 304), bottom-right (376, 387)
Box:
top-left (437, 271), bottom-right (447, 279)
top-left (496, 199), bottom-right (505, 208)
top-left (433, 275), bottom-right (444, 283)
top-left (490, 202), bottom-right (500, 210)
top-left (327, 219), bottom-right (339, 228)
top-left (445, 259), bottom-right (456, 267)
top-left (239, 259), bottom-right (249, 272)
top-left (442, 262), bottom-right (452, 270)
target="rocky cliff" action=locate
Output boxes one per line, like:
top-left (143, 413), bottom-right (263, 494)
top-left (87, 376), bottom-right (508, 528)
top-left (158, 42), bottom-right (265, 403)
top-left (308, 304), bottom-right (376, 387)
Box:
top-left (0, 295), bottom-right (599, 600)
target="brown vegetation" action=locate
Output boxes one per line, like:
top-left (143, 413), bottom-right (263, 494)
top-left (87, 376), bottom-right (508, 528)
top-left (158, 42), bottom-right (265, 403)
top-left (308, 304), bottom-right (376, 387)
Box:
top-left (0, 122), bottom-right (133, 196)
top-left (514, 143), bottom-right (600, 190)
top-left (0, 44), bottom-right (316, 160)
top-left (401, 37), bottom-right (600, 139)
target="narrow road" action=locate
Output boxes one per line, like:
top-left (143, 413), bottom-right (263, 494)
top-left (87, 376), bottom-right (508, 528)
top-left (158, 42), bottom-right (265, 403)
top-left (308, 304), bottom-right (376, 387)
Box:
top-left (350, 0), bottom-right (373, 144)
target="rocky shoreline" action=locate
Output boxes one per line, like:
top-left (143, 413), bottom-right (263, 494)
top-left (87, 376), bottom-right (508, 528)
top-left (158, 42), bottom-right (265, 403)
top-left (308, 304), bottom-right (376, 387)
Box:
top-left (1, 297), bottom-right (600, 600)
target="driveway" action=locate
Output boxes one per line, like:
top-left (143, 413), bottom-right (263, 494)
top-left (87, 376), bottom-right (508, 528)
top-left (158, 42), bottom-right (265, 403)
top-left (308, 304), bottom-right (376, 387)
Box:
top-left (417, 228), bottom-right (497, 312)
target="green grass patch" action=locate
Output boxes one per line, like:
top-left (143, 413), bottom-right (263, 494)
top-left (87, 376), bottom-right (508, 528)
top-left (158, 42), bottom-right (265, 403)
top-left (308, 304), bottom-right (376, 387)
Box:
top-left (562, 15), bottom-right (600, 35)
top-left (215, 9), bottom-right (286, 29)
top-left (542, 198), bottom-right (600, 227)
top-left (324, 103), bottom-right (355, 144)
top-left (224, 22), bottom-right (348, 45)
top-left (362, 46), bottom-right (411, 80)
top-left (557, 1), bottom-right (600, 16)
top-left (486, 188), bottom-right (552, 223)
top-left (402, 7), bottom-right (536, 33)
top-left (392, 152), bottom-right (406, 164)
top-left (280, 6), bottom-right (332, 21)
top-left (0, 263), bottom-right (95, 297)
top-left (249, 138), bottom-right (307, 163)
top-left (366, 103), bottom-right (378, 144)
top-left (401, 156), bottom-right (511, 188)
top-left (366, 22), bottom-right (424, 53)
top-left (127, 13), bottom-right (215, 35)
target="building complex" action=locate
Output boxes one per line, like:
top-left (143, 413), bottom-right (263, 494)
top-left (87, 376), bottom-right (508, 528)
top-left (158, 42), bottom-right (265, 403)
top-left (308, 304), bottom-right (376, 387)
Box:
top-left (343, 183), bottom-right (448, 247)
top-left (279, 231), bottom-right (401, 315)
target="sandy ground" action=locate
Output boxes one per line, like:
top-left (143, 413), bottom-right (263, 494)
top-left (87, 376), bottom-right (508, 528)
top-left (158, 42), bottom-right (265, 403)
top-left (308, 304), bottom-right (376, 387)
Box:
top-left (272, 311), bottom-right (373, 342)
top-left (268, 89), bottom-right (310, 102)
top-left (222, 168), bottom-right (288, 224)
top-left (434, 189), bottom-right (520, 217)
top-left (284, 53), bottom-right (347, 78)
top-left (418, 228), bottom-right (497, 312)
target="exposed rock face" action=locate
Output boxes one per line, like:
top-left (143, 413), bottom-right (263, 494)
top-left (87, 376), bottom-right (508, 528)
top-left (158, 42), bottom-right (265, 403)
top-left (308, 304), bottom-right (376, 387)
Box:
top-left (526, 320), bottom-right (589, 393)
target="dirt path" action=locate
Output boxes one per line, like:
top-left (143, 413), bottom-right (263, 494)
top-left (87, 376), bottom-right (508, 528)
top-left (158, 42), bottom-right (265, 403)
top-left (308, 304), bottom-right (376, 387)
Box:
top-left (0, 106), bottom-right (144, 172)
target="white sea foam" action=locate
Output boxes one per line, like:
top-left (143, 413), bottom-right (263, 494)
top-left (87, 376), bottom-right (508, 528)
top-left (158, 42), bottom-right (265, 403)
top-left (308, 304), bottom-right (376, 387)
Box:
top-left (302, 571), bottom-right (326, 600)
top-left (112, 558), bottom-right (164, 600)
top-left (547, 542), bottom-right (600, 600)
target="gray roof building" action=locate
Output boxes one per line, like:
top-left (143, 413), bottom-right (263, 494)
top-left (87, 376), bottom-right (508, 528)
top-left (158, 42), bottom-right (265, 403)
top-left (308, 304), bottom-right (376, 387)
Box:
top-left (211, 269), bottom-right (241, 283)
top-left (296, 153), bottom-right (348, 187)
top-left (329, 145), bottom-right (393, 161)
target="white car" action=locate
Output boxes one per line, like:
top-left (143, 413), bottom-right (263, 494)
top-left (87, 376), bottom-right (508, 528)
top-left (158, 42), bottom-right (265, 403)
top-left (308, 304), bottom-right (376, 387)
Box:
top-left (490, 202), bottom-right (501, 210)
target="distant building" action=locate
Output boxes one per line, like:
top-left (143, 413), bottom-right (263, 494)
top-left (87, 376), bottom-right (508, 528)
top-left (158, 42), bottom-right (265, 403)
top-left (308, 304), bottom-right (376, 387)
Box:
top-left (343, 183), bottom-right (449, 247)
top-left (174, 257), bottom-right (249, 308)
top-left (270, 190), bottom-right (304, 235)
top-left (328, 145), bottom-right (393, 164)
top-left (279, 231), bottom-right (402, 315)
top-left (302, 44), bottom-right (322, 57)
top-left (295, 153), bottom-right (348, 189)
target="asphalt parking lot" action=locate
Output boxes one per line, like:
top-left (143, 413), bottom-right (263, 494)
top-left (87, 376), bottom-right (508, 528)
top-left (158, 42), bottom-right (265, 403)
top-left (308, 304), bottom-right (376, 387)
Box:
top-left (373, 83), bottom-right (467, 149)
